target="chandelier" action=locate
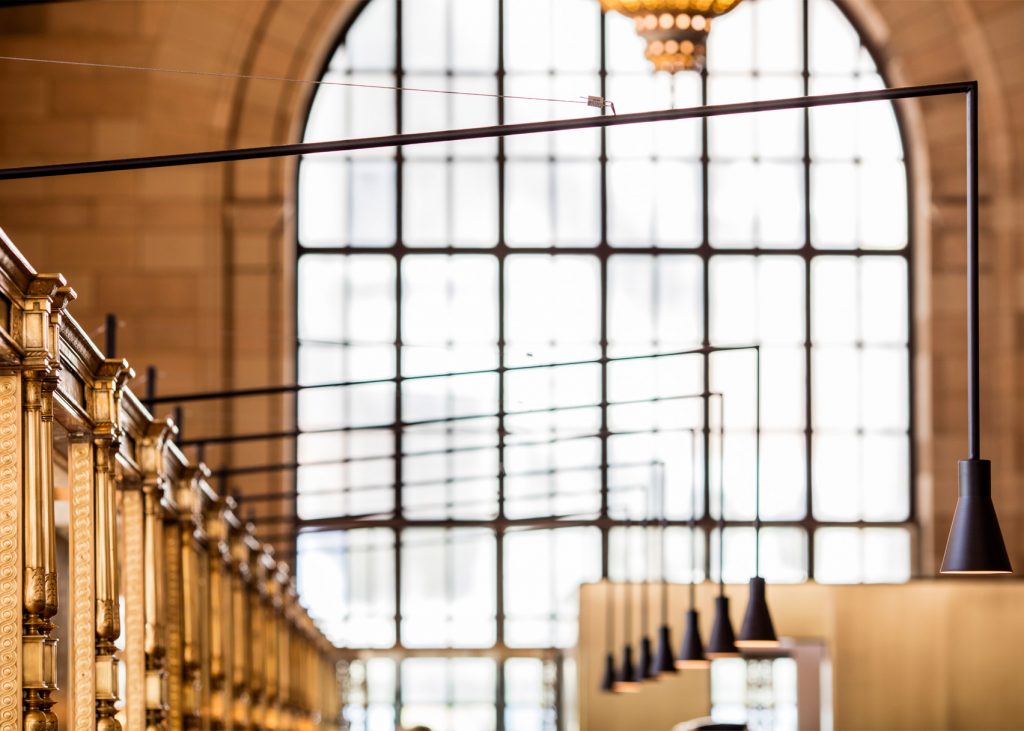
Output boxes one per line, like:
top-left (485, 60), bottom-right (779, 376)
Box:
top-left (599, 0), bottom-right (745, 72)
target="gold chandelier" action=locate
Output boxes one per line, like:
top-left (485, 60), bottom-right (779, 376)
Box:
top-left (600, 0), bottom-right (745, 72)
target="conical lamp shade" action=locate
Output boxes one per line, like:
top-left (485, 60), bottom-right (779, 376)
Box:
top-left (613, 644), bottom-right (641, 693)
top-left (600, 652), bottom-right (617, 692)
top-left (736, 576), bottom-right (778, 648)
top-left (652, 624), bottom-right (677, 675)
top-left (637, 635), bottom-right (655, 680)
top-left (674, 609), bottom-right (709, 669)
top-left (941, 460), bottom-right (1012, 574)
top-left (705, 595), bottom-right (740, 658)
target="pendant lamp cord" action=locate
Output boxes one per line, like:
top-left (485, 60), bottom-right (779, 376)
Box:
top-left (642, 469), bottom-right (653, 637)
top-left (967, 84), bottom-right (981, 461)
top-left (717, 394), bottom-right (726, 597)
top-left (754, 346), bottom-right (762, 577)
top-left (658, 462), bottom-right (669, 625)
top-left (623, 516), bottom-right (632, 645)
top-left (606, 577), bottom-right (614, 657)
top-left (689, 431), bottom-right (698, 610)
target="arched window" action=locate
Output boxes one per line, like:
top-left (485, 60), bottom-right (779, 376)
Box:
top-left (296, 0), bottom-right (910, 727)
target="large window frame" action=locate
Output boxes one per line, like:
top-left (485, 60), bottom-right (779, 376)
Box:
top-left (295, 0), bottom-right (914, 727)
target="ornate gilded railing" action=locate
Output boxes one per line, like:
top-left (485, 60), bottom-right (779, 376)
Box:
top-left (0, 227), bottom-right (341, 731)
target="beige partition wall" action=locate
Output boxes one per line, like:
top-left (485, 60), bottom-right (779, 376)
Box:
top-left (579, 581), bottom-right (1024, 731)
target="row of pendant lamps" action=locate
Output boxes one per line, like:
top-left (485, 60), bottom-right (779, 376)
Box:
top-left (601, 578), bottom-right (776, 694)
top-left (601, 416), bottom-right (778, 694)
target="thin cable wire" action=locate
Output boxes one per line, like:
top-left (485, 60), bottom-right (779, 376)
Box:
top-left (606, 577), bottom-right (615, 659)
top-left (717, 393), bottom-right (726, 597)
top-left (688, 429), bottom-right (698, 610)
top-left (755, 347), bottom-right (762, 577)
top-left (657, 461), bottom-right (669, 626)
top-left (641, 476), bottom-right (651, 638)
top-left (622, 517), bottom-right (632, 651)
top-left (0, 54), bottom-right (612, 110)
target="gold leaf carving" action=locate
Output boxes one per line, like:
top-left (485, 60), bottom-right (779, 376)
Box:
top-left (69, 440), bottom-right (95, 731)
top-left (122, 491), bottom-right (145, 731)
top-left (0, 375), bottom-right (21, 731)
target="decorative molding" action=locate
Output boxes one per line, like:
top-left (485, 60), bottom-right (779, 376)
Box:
top-left (164, 529), bottom-right (182, 731)
top-left (69, 440), bottom-right (95, 731)
top-left (122, 490), bottom-right (145, 731)
top-left (0, 375), bottom-right (20, 731)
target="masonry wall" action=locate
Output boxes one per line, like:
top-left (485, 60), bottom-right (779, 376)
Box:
top-left (0, 0), bottom-right (1021, 570)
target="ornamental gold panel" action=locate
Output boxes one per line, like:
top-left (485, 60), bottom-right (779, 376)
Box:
top-left (0, 229), bottom-right (338, 731)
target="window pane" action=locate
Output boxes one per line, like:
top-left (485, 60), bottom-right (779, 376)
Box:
top-left (710, 527), bottom-right (808, 584)
top-left (815, 527), bottom-right (912, 583)
top-left (505, 256), bottom-right (600, 366)
top-left (608, 256), bottom-right (703, 357)
top-left (609, 526), bottom-right (705, 583)
top-left (401, 529), bottom-right (496, 647)
top-left (505, 528), bottom-right (601, 647)
top-left (401, 658), bottom-right (496, 731)
top-left (299, 530), bottom-right (395, 647)
top-left (505, 658), bottom-right (557, 731)
top-left (402, 255), bottom-right (498, 375)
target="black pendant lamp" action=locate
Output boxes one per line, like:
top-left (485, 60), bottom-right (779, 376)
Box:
top-left (613, 522), bottom-right (642, 693)
top-left (651, 463), bottom-right (678, 676)
top-left (600, 579), bottom-right (618, 692)
top-left (676, 433), bottom-right (709, 669)
top-left (737, 362), bottom-right (778, 649)
top-left (706, 395), bottom-right (739, 658)
top-left (940, 94), bottom-right (1012, 574)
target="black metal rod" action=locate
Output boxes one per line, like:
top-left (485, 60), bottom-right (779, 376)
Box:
top-left (207, 393), bottom-right (721, 476)
top-left (688, 426), bottom-right (698, 610)
top-left (755, 345), bottom-right (762, 577)
top-left (0, 82), bottom-right (973, 181)
top-left (295, 514), bottom-right (912, 533)
top-left (144, 365), bottom-right (156, 413)
top-left (179, 387), bottom-right (737, 447)
top-left (104, 313), bottom-right (117, 357)
top-left (967, 81), bottom-right (980, 460)
top-left (151, 343), bottom-right (756, 405)
top-left (716, 393), bottom-right (726, 597)
top-left (657, 460), bottom-right (669, 625)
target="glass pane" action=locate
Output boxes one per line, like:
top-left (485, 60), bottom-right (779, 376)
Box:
top-left (505, 658), bottom-right (557, 731)
top-left (298, 254), bottom-right (395, 349)
top-left (402, 255), bottom-right (498, 375)
top-left (505, 256), bottom-right (600, 366)
top-left (608, 255), bottom-right (702, 357)
top-left (401, 529), bottom-right (496, 647)
top-left (505, 528), bottom-right (601, 647)
top-left (298, 530), bottom-right (395, 647)
top-left (815, 527), bottom-right (912, 583)
top-left (506, 161), bottom-right (600, 246)
top-left (401, 657), bottom-right (497, 731)
top-left (710, 256), bottom-right (805, 345)
top-left (710, 527), bottom-right (807, 584)
top-left (609, 526), bottom-right (705, 584)
top-left (607, 160), bottom-right (702, 247)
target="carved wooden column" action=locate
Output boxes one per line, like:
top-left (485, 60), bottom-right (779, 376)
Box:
top-left (245, 537), bottom-right (266, 731)
top-left (256, 549), bottom-right (278, 731)
top-left (173, 467), bottom-right (209, 731)
top-left (204, 497), bottom-right (232, 731)
top-left (275, 576), bottom-right (293, 731)
top-left (227, 517), bottom-right (251, 731)
top-left (139, 422), bottom-right (173, 731)
top-left (91, 360), bottom-right (131, 731)
top-left (22, 275), bottom-right (73, 731)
